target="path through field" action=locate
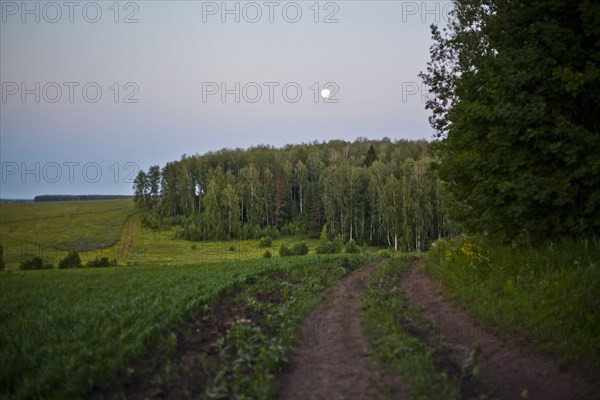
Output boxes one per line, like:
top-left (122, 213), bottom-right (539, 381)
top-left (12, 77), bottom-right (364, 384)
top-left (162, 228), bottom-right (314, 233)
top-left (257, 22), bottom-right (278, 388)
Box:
top-left (277, 261), bottom-right (407, 400)
top-left (401, 260), bottom-right (599, 400)
top-left (119, 215), bottom-right (137, 262)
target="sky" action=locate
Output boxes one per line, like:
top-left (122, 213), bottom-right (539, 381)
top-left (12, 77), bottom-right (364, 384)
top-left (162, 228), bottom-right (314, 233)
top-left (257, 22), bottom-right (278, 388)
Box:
top-left (0, 0), bottom-right (452, 199)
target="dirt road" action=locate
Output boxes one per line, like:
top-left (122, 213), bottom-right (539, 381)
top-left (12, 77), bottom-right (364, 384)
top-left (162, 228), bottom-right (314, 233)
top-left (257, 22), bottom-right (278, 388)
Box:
top-left (277, 261), bottom-right (407, 400)
top-left (401, 260), bottom-right (598, 400)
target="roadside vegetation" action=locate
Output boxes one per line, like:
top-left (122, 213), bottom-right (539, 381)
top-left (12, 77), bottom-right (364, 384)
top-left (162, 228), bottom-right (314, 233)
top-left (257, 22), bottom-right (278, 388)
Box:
top-left (427, 237), bottom-right (600, 374)
top-left (363, 256), bottom-right (462, 400)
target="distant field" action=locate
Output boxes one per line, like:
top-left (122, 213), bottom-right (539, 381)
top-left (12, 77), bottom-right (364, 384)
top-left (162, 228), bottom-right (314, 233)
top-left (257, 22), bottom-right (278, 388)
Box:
top-left (124, 217), bottom-right (320, 265)
top-left (0, 199), bottom-right (134, 267)
top-left (0, 198), bottom-right (323, 268)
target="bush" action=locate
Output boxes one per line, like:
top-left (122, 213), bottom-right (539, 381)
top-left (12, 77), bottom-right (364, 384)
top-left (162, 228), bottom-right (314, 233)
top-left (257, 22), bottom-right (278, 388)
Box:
top-left (377, 249), bottom-right (392, 259)
top-left (279, 244), bottom-right (293, 257)
top-left (279, 242), bottom-right (309, 257)
top-left (59, 251), bottom-right (82, 269)
top-left (345, 240), bottom-right (360, 254)
top-left (20, 256), bottom-right (53, 270)
top-left (333, 235), bottom-right (344, 251)
top-left (228, 245), bottom-right (236, 252)
top-left (292, 241), bottom-right (309, 256)
top-left (87, 257), bottom-right (111, 268)
top-left (263, 250), bottom-right (272, 258)
top-left (315, 224), bottom-right (341, 254)
top-left (258, 236), bottom-right (272, 248)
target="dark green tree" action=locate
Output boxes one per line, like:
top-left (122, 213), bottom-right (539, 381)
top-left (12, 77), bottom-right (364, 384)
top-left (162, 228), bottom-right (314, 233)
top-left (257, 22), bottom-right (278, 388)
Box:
top-left (364, 144), bottom-right (378, 167)
top-left (421, 0), bottom-right (600, 239)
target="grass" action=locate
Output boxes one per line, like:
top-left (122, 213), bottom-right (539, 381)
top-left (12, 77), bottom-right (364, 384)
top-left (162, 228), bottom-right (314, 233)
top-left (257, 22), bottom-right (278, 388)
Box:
top-left (0, 199), bottom-right (134, 267)
top-left (0, 254), bottom-right (368, 399)
top-left (427, 236), bottom-right (600, 374)
top-left (204, 253), bottom-right (370, 399)
top-left (363, 255), bottom-right (460, 400)
top-left (0, 199), bottom-right (322, 269)
top-left (121, 216), bottom-right (320, 265)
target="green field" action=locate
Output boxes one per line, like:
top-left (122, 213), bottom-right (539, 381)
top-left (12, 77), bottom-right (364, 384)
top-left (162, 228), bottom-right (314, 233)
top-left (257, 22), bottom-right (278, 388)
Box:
top-left (0, 254), bottom-right (366, 399)
top-left (124, 217), bottom-right (319, 265)
top-left (0, 200), bottom-right (323, 269)
top-left (1, 200), bottom-right (597, 399)
top-left (0, 199), bottom-right (134, 267)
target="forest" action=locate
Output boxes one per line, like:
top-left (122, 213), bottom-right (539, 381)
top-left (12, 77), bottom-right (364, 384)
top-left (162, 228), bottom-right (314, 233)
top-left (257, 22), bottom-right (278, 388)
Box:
top-left (132, 139), bottom-right (458, 251)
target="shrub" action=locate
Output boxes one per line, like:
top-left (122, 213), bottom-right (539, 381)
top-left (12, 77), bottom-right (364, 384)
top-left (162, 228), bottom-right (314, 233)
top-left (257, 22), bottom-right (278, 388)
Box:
top-left (263, 250), bottom-right (272, 258)
top-left (20, 257), bottom-right (53, 270)
top-left (315, 224), bottom-right (341, 254)
top-left (87, 257), bottom-right (110, 268)
top-left (333, 235), bottom-right (344, 251)
top-left (258, 236), bottom-right (272, 248)
top-left (59, 251), bottom-right (82, 269)
top-left (20, 257), bottom-right (43, 270)
top-left (228, 245), bottom-right (236, 252)
top-left (279, 244), bottom-right (293, 257)
top-left (378, 249), bottom-right (392, 259)
top-left (292, 241), bottom-right (309, 256)
top-left (280, 242), bottom-right (309, 257)
top-left (345, 240), bottom-right (360, 254)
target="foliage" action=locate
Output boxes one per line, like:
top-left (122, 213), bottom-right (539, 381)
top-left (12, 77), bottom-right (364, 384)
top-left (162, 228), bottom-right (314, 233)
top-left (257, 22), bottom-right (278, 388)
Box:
top-left (315, 224), bottom-right (340, 254)
top-left (86, 257), bottom-right (111, 268)
top-left (363, 259), bottom-right (459, 399)
top-left (278, 242), bottom-right (309, 257)
top-left (206, 254), bottom-right (369, 398)
top-left (421, 0), bottom-right (600, 240)
top-left (427, 236), bottom-right (600, 373)
top-left (292, 241), bottom-right (309, 256)
top-left (132, 139), bottom-right (453, 250)
top-left (58, 250), bottom-right (82, 269)
top-left (345, 240), bottom-right (360, 254)
top-left (19, 256), bottom-right (53, 271)
top-left (257, 236), bottom-right (272, 248)
top-left (262, 250), bottom-right (272, 258)
top-left (0, 255), bottom-right (366, 399)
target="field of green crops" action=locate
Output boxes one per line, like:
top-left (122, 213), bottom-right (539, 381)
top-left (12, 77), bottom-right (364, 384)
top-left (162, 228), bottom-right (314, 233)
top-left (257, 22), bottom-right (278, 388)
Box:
top-left (0, 199), bottom-right (134, 267)
top-left (0, 254), bottom-right (364, 399)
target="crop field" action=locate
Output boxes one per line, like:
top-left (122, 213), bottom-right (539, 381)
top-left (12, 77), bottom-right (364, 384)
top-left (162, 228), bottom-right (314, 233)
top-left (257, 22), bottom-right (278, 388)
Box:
top-left (0, 199), bottom-right (134, 267)
top-left (0, 254), bottom-right (366, 399)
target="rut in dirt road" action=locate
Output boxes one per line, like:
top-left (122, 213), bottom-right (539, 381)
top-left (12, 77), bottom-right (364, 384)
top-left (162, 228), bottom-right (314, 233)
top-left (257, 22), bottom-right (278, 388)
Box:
top-left (401, 260), bottom-right (599, 400)
top-left (277, 261), bottom-right (407, 400)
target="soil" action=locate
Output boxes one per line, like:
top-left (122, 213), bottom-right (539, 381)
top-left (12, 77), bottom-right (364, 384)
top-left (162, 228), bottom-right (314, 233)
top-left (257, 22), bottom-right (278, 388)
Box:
top-left (91, 272), bottom-right (285, 400)
top-left (401, 260), bottom-right (599, 400)
top-left (277, 261), bottom-right (407, 400)
top-left (119, 215), bottom-right (136, 261)
top-left (92, 259), bottom-right (599, 400)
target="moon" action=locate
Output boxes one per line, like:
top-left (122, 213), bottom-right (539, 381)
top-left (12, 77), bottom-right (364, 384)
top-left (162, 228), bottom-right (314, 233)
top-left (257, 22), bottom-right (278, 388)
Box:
top-left (321, 88), bottom-right (331, 98)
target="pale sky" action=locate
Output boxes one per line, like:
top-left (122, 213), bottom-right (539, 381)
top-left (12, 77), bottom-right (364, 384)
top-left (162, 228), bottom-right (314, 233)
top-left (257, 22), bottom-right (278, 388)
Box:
top-left (0, 0), bottom-right (452, 198)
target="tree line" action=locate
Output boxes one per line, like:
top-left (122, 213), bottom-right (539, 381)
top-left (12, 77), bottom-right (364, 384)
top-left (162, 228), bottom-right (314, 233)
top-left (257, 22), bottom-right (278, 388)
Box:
top-left (133, 139), bottom-right (458, 251)
top-left (421, 0), bottom-right (599, 240)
